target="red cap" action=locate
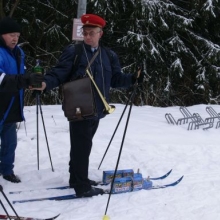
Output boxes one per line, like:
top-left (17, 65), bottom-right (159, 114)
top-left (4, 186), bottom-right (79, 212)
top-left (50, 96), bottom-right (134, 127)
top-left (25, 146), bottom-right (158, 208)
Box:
top-left (81, 14), bottom-right (106, 28)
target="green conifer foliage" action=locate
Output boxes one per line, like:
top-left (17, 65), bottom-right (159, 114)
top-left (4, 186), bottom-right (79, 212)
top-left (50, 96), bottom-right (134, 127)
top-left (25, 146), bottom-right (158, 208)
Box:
top-left (1, 0), bottom-right (220, 106)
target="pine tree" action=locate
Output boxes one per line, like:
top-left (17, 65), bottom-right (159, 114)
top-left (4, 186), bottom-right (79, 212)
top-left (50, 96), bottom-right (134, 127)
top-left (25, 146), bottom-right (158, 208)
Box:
top-left (1, 0), bottom-right (220, 106)
top-left (92, 0), bottom-right (220, 106)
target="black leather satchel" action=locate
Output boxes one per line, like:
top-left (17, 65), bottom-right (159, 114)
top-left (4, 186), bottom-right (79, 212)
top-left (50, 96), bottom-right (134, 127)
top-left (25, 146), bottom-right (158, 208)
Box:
top-left (62, 77), bottom-right (97, 121)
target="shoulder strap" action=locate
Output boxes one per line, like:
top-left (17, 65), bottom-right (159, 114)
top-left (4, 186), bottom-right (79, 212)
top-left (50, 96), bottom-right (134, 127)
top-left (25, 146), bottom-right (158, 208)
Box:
top-left (73, 43), bottom-right (83, 72)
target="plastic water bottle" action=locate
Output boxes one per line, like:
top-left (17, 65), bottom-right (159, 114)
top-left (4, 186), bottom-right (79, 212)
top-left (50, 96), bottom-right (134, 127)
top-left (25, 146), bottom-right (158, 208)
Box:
top-left (32, 59), bottom-right (43, 88)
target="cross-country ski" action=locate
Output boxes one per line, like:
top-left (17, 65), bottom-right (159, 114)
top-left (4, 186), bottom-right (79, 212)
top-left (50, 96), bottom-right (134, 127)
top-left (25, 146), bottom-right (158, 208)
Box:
top-left (12, 176), bottom-right (183, 204)
top-left (9, 169), bottom-right (173, 195)
top-left (0, 213), bottom-right (60, 220)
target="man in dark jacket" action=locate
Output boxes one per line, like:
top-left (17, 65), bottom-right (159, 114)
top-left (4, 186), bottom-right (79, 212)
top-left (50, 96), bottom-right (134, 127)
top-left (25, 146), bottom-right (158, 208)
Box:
top-left (38, 14), bottom-right (144, 197)
top-left (0, 17), bottom-right (43, 183)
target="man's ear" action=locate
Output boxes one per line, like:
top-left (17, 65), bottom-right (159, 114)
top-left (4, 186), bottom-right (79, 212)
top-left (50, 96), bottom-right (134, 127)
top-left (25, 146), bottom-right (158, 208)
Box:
top-left (100, 31), bottom-right (103, 38)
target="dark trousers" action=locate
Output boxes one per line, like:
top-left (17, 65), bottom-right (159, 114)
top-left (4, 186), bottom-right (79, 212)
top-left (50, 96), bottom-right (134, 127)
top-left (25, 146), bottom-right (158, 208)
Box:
top-left (69, 119), bottom-right (99, 195)
top-left (0, 123), bottom-right (17, 175)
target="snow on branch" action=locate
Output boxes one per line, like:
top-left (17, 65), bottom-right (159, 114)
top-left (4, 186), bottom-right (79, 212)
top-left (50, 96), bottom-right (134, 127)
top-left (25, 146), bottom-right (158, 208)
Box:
top-left (164, 76), bottom-right (171, 92)
top-left (203, 0), bottom-right (217, 17)
top-left (148, 38), bottom-right (160, 56)
top-left (45, 24), bottom-right (69, 42)
top-left (38, 0), bottom-right (68, 18)
top-left (188, 31), bottom-right (220, 59)
top-left (196, 66), bottom-right (206, 81)
top-left (168, 35), bottom-right (188, 53)
top-left (167, 12), bottom-right (193, 27)
top-left (117, 31), bottom-right (144, 45)
top-left (171, 58), bottom-right (184, 77)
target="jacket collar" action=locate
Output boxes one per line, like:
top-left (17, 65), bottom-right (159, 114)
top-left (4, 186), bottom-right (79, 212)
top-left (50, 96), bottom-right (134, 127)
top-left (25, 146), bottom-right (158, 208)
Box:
top-left (83, 42), bottom-right (99, 52)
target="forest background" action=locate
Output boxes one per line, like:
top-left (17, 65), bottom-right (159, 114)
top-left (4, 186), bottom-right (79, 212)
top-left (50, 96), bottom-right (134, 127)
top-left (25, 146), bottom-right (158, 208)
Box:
top-left (0, 0), bottom-right (220, 107)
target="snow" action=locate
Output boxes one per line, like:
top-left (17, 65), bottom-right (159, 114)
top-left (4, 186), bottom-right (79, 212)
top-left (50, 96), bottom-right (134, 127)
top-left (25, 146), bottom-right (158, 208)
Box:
top-left (1, 103), bottom-right (220, 220)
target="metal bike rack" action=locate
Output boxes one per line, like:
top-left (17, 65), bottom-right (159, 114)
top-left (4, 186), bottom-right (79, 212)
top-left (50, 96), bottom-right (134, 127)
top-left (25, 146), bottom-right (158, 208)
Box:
top-left (205, 106), bottom-right (220, 128)
top-left (165, 106), bottom-right (213, 130)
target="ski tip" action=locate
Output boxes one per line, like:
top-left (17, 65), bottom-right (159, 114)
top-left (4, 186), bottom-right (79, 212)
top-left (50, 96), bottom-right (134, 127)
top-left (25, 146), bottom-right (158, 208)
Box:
top-left (168, 169), bottom-right (173, 174)
top-left (161, 169), bottom-right (173, 179)
top-left (150, 168), bottom-right (173, 180)
top-left (167, 175), bottom-right (184, 187)
top-left (50, 213), bottom-right (60, 220)
top-left (178, 175), bottom-right (184, 182)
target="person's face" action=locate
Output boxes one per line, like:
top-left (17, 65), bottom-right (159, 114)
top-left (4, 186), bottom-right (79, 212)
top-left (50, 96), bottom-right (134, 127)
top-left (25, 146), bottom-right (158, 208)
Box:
top-left (82, 26), bottom-right (103, 48)
top-left (1, 32), bottom-right (20, 49)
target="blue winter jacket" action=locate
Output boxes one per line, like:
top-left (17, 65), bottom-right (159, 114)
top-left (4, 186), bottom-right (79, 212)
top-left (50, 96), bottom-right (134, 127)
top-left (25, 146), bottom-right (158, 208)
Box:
top-left (44, 42), bottom-right (133, 119)
top-left (0, 42), bottom-right (25, 124)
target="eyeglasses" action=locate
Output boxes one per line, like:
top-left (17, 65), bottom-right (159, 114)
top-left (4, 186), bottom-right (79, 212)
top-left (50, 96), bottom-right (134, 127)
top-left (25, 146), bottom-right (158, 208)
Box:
top-left (81, 31), bottom-right (101, 37)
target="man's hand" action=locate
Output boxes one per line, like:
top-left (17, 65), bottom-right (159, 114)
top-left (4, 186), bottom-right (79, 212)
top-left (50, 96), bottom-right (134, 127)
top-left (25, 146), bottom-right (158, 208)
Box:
top-left (132, 70), bottom-right (146, 85)
top-left (28, 73), bottom-right (44, 87)
top-left (30, 81), bottom-right (46, 90)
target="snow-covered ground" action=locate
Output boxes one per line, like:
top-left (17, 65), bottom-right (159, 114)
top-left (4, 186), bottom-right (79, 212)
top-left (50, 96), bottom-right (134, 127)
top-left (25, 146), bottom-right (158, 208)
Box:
top-left (1, 103), bottom-right (220, 220)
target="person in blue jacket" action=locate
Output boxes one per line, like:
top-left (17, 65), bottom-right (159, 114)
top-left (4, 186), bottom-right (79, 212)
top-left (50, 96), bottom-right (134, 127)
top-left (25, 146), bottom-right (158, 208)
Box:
top-left (38, 14), bottom-right (145, 197)
top-left (0, 17), bottom-right (43, 183)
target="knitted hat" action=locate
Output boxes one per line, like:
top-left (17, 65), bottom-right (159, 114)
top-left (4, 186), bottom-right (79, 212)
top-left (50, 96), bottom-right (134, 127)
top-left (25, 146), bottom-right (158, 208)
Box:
top-left (81, 14), bottom-right (106, 28)
top-left (0, 17), bottom-right (21, 35)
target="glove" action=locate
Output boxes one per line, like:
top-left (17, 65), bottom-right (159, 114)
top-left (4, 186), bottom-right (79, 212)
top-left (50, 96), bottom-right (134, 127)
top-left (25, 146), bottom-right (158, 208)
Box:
top-left (28, 73), bottom-right (44, 88)
top-left (17, 73), bottom-right (43, 89)
top-left (132, 71), bottom-right (146, 85)
top-left (0, 73), bottom-right (43, 91)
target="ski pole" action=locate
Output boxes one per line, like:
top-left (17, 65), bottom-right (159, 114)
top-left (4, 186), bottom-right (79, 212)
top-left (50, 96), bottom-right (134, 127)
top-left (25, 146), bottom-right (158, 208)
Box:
top-left (0, 199), bottom-right (11, 220)
top-left (102, 71), bottom-right (140, 220)
top-left (98, 92), bottom-right (134, 170)
top-left (0, 185), bottom-right (20, 220)
top-left (98, 66), bottom-right (143, 170)
top-left (38, 97), bottom-right (54, 172)
top-left (35, 90), bottom-right (54, 172)
top-left (36, 92), bottom-right (40, 170)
